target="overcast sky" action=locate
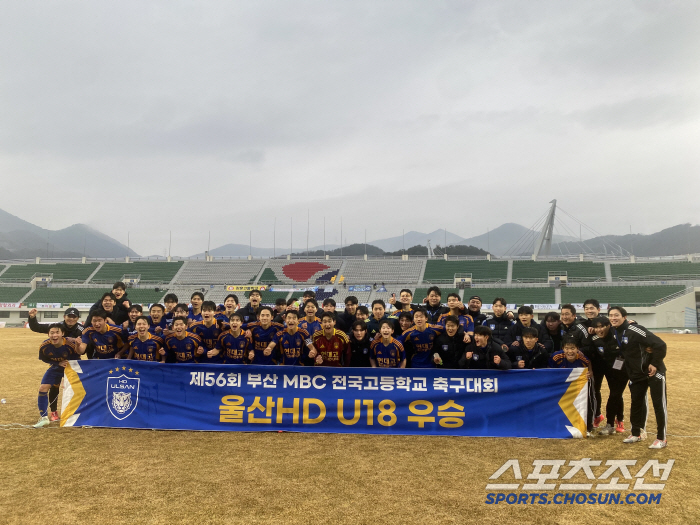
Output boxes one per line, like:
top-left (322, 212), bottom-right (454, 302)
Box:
top-left (1, 1), bottom-right (699, 256)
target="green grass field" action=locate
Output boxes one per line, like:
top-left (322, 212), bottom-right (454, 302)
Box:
top-left (1, 329), bottom-right (698, 525)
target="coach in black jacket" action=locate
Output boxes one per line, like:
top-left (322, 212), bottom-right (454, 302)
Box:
top-left (609, 306), bottom-right (668, 446)
top-left (560, 304), bottom-right (590, 353)
top-left (433, 326), bottom-right (467, 369)
top-left (459, 326), bottom-right (511, 370)
top-left (481, 298), bottom-right (515, 350)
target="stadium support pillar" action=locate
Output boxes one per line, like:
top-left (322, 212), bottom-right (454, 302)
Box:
top-left (486, 253), bottom-right (491, 261)
top-left (532, 254), bottom-right (537, 261)
top-left (579, 253), bottom-right (584, 261)
top-left (81, 257), bottom-right (87, 264)
top-left (364, 254), bottom-right (368, 261)
top-left (401, 254), bottom-right (409, 261)
top-left (247, 255), bottom-right (252, 261)
top-left (444, 253), bottom-right (448, 261)
top-left (688, 254), bottom-right (694, 262)
top-left (35, 257), bottom-right (41, 264)
top-left (630, 255), bottom-right (635, 263)
top-left (125, 256), bottom-right (130, 263)
top-left (287, 255), bottom-right (291, 260)
top-left (325, 255), bottom-right (329, 260)
top-left (167, 256), bottom-right (172, 262)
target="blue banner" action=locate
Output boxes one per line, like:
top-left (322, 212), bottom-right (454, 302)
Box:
top-left (61, 361), bottom-right (588, 439)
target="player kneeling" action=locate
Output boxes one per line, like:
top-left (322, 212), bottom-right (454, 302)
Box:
top-left (34, 324), bottom-right (84, 427)
top-left (549, 335), bottom-right (596, 437)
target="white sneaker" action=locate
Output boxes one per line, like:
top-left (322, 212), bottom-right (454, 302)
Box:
top-left (648, 439), bottom-right (667, 449)
top-left (598, 424), bottom-right (615, 436)
top-left (33, 416), bottom-right (50, 428)
top-left (623, 429), bottom-right (647, 443)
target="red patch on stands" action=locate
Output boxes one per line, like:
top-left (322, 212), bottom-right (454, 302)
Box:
top-left (282, 262), bottom-right (329, 282)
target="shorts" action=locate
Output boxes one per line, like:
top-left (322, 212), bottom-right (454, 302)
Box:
top-left (41, 365), bottom-right (65, 386)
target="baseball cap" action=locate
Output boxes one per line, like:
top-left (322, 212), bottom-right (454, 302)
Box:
top-left (64, 307), bottom-right (80, 317)
top-left (468, 295), bottom-right (482, 302)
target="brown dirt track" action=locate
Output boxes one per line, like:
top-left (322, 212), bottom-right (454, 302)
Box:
top-left (0, 329), bottom-right (698, 525)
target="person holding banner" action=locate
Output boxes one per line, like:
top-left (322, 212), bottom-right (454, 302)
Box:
top-left (33, 324), bottom-right (84, 427)
top-left (460, 326), bottom-right (511, 370)
top-left (312, 312), bottom-right (350, 367)
top-left (162, 317), bottom-right (205, 363)
top-left (27, 306), bottom-right (84, 420)
top-left (127, 316), bottom-right (165, 362)
top-left (370, 319), bottom-right (406, 368)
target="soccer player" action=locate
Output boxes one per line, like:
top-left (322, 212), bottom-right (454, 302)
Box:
top-left (549, 335), bottom-right (595, 436)
top-left (162, 317), bottom-right (204, 363)
top-left (504, 306), bottom-right (545, 347)
top-left (216, 312), bottom-right (251, 364)
top-left (587, 316), bottom-right (628, 435)
top-left (560, 304), bottom-right (590, 354)
top-left (481, 297), bottom-right (515, 350)
top-left (245, 306), bottom-right (285, 365)
top-left (608, 306), bottom-right (668, 449)
top-left (86, 283), bottom-right (130, 327)
top-left (127, 316), bottom-right (165, 362)
top-left (370, 319), bottom-right (406, 368)
top-left (299, 299), bottom-right (321, 334)
top-left (312, 311), bottom-right (351, 367)
top-left (163, 293), bottom-right (179, 321)
top-left (366, 300), bottom-right (399, 339)
top-left (215, 294), bottom-right (240, 323)
top-left (436, 293), bottom-right (474, 339)
top-left (272, 298), bottom-right (288, 324)
top-left (355, 305), bottom-right (370, 323)
top-left (190, 301), bottom-right (229, 364)
top-left (265, 310), bottom-right (315, 366)
top-left (27, 306), bottom-right (84, 417)
top-left (348, 320), bottom-right (372, 367)
top-left (123, 304), bottom-right (143, 337)
top-left (79, 310), bottom-right (128, 359)
top-left (147, 303), bottom-right (168, 336)
top-left (432, 315), bottom-right (467, 369)
top-left (388, 288), bottom-right (416, 315)
top-left (539, 312), bottom-right (561, 353)
top-left (401, 308), bottom-right (444, 368)
top-left (465, 295), bottom-right (487, 325)
top-left (33, 324), bottom-right (84, 427)
top-left (582, 299), bottom-right (601, 334)
top-left (85, 292), bottom-right (127, 328)
top-left (397, 311), bottom-right (414, 333)
top-left (239, 290), bottom-right (263, 323)
top-left (507, 327), bottom-right (548, 369)
top-left (188, 292), bottom-right (204, 325)
top-left (338, 296), bottom-right (359, 332)
top-left (460, 326), bottom-right (511, 370)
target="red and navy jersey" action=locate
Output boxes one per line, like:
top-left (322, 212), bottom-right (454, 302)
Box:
top-left (401, 325), bottom-right (444, 368)
top-left (81, 324), bottom-right (127, 359)
top-left (274, 328), bottom-right (310, 366)
top-left (190, 320), bottom-right (229, 364)
top-left (312, 329), bottom-right (350, 367)
top-left (39, 337), bottom-right (81, 365)
top-left (298, 317), bottom-right (321, 338)
top-left (245, 321), bottom-right (285, 365)
top-left (436, 312), bottom-right (474, 333)
top-left (216, 331), bottom-right (251, 364)
top-left (128, 333), bottom-right (164, 362)
top-left (549, 350), bottom-right (591, 369)
top-left (164, 332), bottom-right (203, 363)
top-left (370, 338), bottom-right (406, 368)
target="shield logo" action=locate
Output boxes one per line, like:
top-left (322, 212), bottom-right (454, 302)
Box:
top-left (490, 324), bottom-right (495, 330)
top-left (106, 374), bottom-right (140, 420)
top-left (598, 346), bottom-right (604, 354)
top-left (622, 337), bottom-right (628, 344)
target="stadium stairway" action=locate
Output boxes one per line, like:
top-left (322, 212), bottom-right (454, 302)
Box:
top-left (85, 262), bottom-right (104, 284)
top-left (170, 261), bottom-right (189, 285)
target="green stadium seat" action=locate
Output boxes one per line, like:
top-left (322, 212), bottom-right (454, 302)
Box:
top-left (512, 261), bottom-right (606, 282)
top-left (422, 260), bottom-right (507, 283)
top-left (257, 268), bottom-right (282, 284)
top-left (0, 287), bottom-right (31, 302)
top-left (610, 262), bottom-right (700, 280)
top-left (90, 262), bottom-right (183, 284)
top-left (474, 288), bottom-right (556, 305)
top-left (561, 285), bottom-right (686, 307)
top-left (23, 287), bottom-right (166, 307)
top-left (0, 263), bottom-right (99, 283)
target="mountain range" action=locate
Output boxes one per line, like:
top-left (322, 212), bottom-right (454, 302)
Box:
top-left (0, 207), bottom-right (698, 259)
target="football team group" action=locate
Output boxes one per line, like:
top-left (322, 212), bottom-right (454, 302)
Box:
top-left (29, 281), bottom-right (668, 448)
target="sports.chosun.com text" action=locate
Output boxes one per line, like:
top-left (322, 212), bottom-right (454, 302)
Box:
top-left (485, 492), bottom-right (661, 505)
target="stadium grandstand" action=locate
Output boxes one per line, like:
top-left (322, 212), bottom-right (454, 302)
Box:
top-left (0, 254), bottom-right (697, 330)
